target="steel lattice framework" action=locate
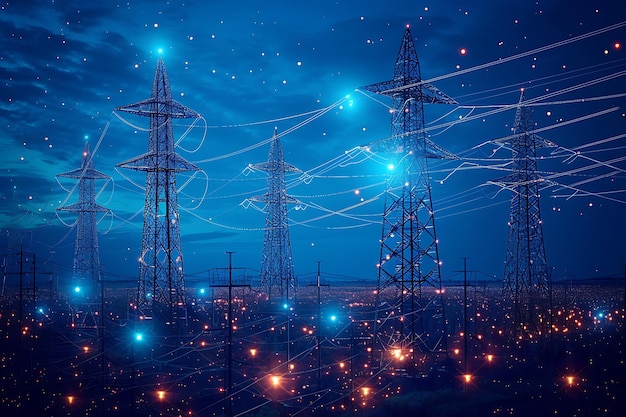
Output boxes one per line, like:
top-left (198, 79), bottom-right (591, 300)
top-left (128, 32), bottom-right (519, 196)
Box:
top-left (116, 58), bottom-right (200, 330)
top-left (250, 128), bottom-right (300, 301)
top-left (496, 91), bottom-right (552, 337)
top-left (361, 27), bottom-right (457, 360)
top-left (57, 142), bottom-right (110, 327)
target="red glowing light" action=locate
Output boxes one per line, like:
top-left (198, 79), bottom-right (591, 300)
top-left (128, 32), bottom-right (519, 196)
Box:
top-left (460, 48), bottom-right (467, 55)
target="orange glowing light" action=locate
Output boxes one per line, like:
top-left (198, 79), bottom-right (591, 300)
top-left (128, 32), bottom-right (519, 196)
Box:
top-left (249, 348), bottom-right (257, 357)
top-left (67, 396), bottom-right (75, 404)
top-left (362, 387), bottom-right (370, 396)
top-left (157, 390), bottom-right (166, 400)
top-left (486, 354), bottom-right (493, 362)
top-left (566, 376), bottom-right (575, 386)
top-left (271, 375), bottom-right (280, 386)
top-left (463, 374), bottom-right (472, 383)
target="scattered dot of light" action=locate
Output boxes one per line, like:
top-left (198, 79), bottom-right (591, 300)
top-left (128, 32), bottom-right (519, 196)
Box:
top-left (460, 48), bottom-right (467, 55)
top-left (614, 42), bottom-right (621, 49)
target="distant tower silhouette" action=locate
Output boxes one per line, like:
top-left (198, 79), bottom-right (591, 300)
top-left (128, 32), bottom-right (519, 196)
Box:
top-left (500, 90), bottom-right (552, 337)
top-left (116, 58), bottom-right (200, 330)
top-left (249, 128), bottom-right (300, 301)
top-left (361, 27), bottom-right (457, 361)
top-left (57, 142), bottom-right (110, 327)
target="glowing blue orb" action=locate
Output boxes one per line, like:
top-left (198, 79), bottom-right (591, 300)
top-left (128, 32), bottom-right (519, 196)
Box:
top-left (74, 286), bottom-right (81, 293)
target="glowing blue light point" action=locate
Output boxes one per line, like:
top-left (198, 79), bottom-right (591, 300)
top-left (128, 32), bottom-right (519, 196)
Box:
top-left (74, 286), bottom-right (81, 293)
top-left (387, 164), bottom-right (395, 171)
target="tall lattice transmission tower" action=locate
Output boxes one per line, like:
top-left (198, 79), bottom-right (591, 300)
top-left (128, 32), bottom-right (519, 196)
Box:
top-left (57, 141), bottom-right (110, 328)
top-left (116, 58), bottom-right (201, 331)
top-left (361, 27), bottom-right (457, 363)
top-left (249, 128), bottom-right (300, 301)
top-left (496, 90), bottom-right (552, 337)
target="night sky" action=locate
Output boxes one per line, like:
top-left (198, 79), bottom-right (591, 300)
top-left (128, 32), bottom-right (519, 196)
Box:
top-left (1, 1), bottom-right (625, 287)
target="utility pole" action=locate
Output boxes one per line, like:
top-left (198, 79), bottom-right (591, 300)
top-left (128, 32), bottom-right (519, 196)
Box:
top-left (19, 247), bottom-right (23, 338)
top-left (463, 257), bottom-right (468, 378)
top-left (210, 252), bottom-right (249, 417)
top-left (307, 261), bottom-right (329, 392)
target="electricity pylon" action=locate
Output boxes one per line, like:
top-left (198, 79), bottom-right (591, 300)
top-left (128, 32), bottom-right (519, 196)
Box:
top-left (493, 90), bottom-right (553, 338)
top-left (57, 141), bottom-right (110, 328)
top-left (249, 128), bottom-right (300, 301)
top-left (116, 58), bottom-right (200, 332)
top-left (361, 26), bottom-right (457, 364)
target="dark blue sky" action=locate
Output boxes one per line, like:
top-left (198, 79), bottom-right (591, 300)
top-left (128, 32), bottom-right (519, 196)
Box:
top-left (1, 1), bottom-right (625, 286)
